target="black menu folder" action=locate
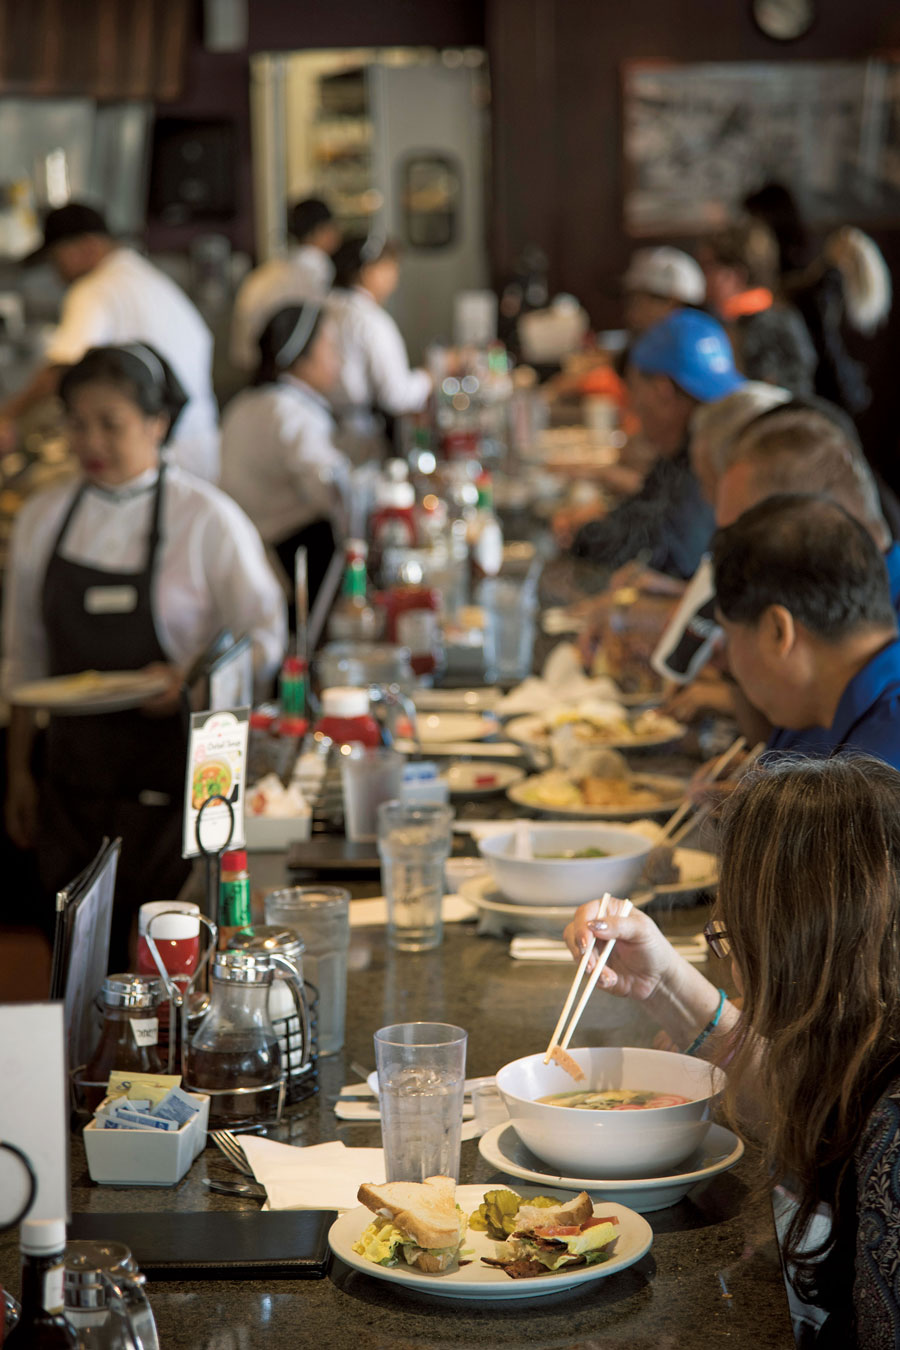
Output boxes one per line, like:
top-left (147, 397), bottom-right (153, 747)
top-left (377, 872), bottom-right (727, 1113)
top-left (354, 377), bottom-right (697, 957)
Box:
top-left (68, 1210), bottom-right (337, 1280)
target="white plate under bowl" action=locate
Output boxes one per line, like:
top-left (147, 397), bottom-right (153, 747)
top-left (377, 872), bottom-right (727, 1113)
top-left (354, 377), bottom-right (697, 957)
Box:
top-left (418, 712), bottom-right (498, 743)
top-left (508, 773), bottom-right (686, 820)
top-left (444, 762), bottom-right (525, 796)
top-left (328, 1186), bottom-right (652, 1300)
top-left (478, 1122), bottom-right (744, 1213)
top-left (459, 874), bottom-right (654, 929)
top-left (10, 669), bottom-right (169, 714)
top-left (504, 713), bottom-right (686, 753)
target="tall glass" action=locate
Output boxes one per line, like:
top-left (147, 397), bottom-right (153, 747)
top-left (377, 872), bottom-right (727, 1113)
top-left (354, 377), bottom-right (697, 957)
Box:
top-left (374, 1022), bottom-right (468, 1182)
top-left (340, 746), bottom-right (405, 842)
top-left (377, 801), bottom-right (453, 952)
top-left (264, 887), bottom-right (350, 1055)
top-left (481, 578), bottom-right (537, 683)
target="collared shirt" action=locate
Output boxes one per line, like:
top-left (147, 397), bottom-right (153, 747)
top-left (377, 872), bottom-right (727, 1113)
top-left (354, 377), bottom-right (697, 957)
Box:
top-left (571, 443), bottom-right (715, 580)
top-left (329, 286), bottom-right (431, 418)
top-left (229, 245), bottom-right (335, 372)
top-left (884, 541), bottom-right (900, 611)
top-left (46, 248), bottom-right (220, 482)
top-left (2, 465), bottom-right (286, 692)
top-left (220, 376), bottom-right (349, 544)
top-left (766, 635), bottom-right (900, 769)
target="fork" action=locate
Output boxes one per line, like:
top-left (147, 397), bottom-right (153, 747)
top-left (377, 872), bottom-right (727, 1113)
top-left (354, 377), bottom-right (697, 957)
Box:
top-left (210, 1130), bottom-right (255, 1177)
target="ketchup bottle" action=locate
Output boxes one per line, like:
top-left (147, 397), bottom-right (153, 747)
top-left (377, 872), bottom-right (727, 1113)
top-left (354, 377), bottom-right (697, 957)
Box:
top-left (314, 687), bottom-right (381, 748)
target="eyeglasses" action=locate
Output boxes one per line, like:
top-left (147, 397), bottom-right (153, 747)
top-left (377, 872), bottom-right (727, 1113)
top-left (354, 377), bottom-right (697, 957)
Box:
top-left (703, 920), bottom-right (731, 960)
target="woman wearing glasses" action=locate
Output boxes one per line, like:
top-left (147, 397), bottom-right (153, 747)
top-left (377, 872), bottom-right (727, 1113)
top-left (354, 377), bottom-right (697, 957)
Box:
top-left (564, 754), bottom-right (900, 1347)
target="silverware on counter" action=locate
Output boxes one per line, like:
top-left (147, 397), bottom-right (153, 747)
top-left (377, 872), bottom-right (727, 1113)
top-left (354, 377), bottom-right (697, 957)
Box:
top-left (203, 1177), bottom-right (266, 1199)
top-left (210, 1129), bottom-right (255, 1177)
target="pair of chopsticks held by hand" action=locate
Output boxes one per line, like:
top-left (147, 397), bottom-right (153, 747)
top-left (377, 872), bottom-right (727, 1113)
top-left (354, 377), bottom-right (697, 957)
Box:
top-left (661, 736), bottom-right (764, 848)
top-left (544, 893), bottom-right (633, 1081)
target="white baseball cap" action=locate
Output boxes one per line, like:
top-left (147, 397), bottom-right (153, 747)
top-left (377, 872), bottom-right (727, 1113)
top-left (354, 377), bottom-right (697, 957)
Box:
top-left (622, 248), bottom-right (706, 305)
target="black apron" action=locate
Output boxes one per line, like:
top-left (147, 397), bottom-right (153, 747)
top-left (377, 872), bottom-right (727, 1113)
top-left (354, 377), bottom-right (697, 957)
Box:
top-left (38, 466), bottom-right (191, 967)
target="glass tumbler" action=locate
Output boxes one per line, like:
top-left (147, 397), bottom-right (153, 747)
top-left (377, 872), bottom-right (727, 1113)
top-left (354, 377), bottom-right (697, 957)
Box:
top-left (264, 886), bottom-right (351, 1055)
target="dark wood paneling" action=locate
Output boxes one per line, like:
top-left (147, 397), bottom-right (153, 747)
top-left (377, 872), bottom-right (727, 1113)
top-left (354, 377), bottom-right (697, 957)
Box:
top-left (248, 0), bottom-right (485, 53)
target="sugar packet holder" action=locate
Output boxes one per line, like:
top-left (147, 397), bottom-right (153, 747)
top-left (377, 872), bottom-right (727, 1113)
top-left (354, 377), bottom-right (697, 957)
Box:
top-left (84, 1087), bottom-right (210, 1187)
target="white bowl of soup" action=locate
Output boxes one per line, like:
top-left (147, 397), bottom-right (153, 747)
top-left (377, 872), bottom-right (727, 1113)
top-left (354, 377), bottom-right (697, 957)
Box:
top-left (496, 1047), bottom-right (725, 1177)
top-left (476, 824), bottom-right (652, 906)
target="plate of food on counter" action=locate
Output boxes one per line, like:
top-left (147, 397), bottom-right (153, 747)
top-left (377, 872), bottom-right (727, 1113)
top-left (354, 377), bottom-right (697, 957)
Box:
top-left (504, 702), bottom-right (685, 753)
top-left (328, 1176), bottom-right (652, 1300)
top-left (443, 761), bottom-right (526, 797)
top-left (508, 754), bottom-right (687, 820)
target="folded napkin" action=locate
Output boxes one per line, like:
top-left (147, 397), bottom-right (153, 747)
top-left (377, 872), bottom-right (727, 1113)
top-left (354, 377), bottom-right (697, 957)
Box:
top-left (334, 1095), bottom-right (475, 1123)
top-left (239, 1136), bottom-right (386, 1211)
top-left (495, 644), bottom-right (621, 717)
top-left (509, 934), bottom-right (708, 964)
top-left (349, 893), bottom-right (478, 928)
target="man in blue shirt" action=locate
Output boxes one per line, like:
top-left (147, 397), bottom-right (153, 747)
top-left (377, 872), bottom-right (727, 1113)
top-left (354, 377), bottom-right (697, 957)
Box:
top-left (712, 494), bottom-right (900, 769)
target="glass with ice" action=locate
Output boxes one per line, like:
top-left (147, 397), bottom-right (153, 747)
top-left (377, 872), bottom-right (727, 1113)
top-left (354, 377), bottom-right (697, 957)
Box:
top-left (374, 1022), bottom-right (468, 1182)
top-left (377, 801), bottom-right (454, 952)
top-left (264, 886), bottom-right (350, 1055)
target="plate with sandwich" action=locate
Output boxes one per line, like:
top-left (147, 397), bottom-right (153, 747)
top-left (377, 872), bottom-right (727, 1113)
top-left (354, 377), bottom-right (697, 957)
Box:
top-left (328, 1175), bottom-right (652, 1300)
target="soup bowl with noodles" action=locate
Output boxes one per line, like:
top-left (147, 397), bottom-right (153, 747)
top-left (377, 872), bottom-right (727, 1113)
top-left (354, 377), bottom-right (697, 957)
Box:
top-left (496, 1047), bottom-right (725, 1178)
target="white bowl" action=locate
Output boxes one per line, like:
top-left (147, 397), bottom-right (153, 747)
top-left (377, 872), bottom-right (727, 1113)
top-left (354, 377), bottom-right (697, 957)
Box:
top-left (476, 823), bottom-right (652, 906)
top-left (496, 1047), bottom-right (724, 1178)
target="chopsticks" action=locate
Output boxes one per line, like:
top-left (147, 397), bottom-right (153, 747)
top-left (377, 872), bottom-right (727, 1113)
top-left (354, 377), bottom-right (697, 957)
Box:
top-left (543, 893), bottom-right (633, 1076)
top-left (664, 740), bottom-right (767, 849)
top-left (659, 735), bottom-right (746, 842)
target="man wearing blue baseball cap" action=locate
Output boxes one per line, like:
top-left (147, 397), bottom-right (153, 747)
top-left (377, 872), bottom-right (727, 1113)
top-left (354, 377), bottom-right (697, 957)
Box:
top-left (571, 309), bottom-right (745, 579)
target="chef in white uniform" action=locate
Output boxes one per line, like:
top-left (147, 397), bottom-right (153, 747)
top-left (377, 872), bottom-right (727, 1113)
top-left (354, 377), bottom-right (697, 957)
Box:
top-left (329, 237), bottom-right (431, 449)
top-left (3, 343), bottom-right (285, 962)
top-left (221, 302), bottom-right (349, 614)
top-left (229, 198), bottom-right (341, 373)
top-left (0, 202), bottom-right (221, 482)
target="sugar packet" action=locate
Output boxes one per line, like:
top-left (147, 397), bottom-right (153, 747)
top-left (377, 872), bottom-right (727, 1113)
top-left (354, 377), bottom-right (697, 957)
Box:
top-left (152, 1085), bottom-right (201, 1126)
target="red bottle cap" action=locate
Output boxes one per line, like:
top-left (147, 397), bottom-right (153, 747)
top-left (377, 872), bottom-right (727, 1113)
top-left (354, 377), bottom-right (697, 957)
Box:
top-left (277, 716), bottom-right (309, 737)
top-left (221, 850), bottom-right (248, 871)
top-left (281, 656), bottom-right (305, 675)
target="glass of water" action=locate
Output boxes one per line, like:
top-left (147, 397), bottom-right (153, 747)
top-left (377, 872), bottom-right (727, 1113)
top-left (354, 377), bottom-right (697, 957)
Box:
top-left (264, 886), bottom-right (350, 1055)
top-left (480, 577), bottom-right (538, 683)
top-left (377, 801), bottom-right (454, 952)
top-left (374, 1022), bottom-right (468, 1182)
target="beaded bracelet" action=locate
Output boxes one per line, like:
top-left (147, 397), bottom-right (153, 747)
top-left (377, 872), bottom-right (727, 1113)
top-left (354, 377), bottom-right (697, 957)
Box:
top-left (684, 988), bottom-right (727, 1057)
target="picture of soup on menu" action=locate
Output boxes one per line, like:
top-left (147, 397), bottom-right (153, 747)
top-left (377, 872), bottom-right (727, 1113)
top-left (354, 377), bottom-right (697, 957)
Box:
top-left (182, 708), bottom-right (250, 857)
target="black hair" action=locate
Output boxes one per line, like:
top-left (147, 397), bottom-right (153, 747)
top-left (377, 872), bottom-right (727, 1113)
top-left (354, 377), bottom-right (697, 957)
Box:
top-left (332, 236), bottom-right (398, 290)
top-left (288, 198), bottom-right (333, 244)
top-left (733, 309), bottom-right (816, 397)
top-left (58, 344), bottom-right (188, 444)
top-left (743, 182), bottom-right (812, 275)
top-left (713, 493), bottom-right (896, 641)
top-left (253, 304), bottom-right (325, 386)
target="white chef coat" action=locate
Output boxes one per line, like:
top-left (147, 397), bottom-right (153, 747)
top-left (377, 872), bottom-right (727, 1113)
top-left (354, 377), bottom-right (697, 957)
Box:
top-left (329, 285), bottom-right (431, 418)
top-left (45, 248), bottom-right (220, 483)
top-left (229, 245), bottom-right (335, 372)
top-left (2, 464), bottom-right (286, 693)
top-left (220, 376), bottom-right (349, 544)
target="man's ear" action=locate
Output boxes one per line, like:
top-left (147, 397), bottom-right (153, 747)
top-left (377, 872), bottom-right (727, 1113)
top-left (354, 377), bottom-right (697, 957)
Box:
top-left (761, 604), bottom-right (796, 659)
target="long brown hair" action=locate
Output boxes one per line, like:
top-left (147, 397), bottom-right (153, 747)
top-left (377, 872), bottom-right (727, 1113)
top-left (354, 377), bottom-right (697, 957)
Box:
top-left (715, 755), bottom-right (900, 1302)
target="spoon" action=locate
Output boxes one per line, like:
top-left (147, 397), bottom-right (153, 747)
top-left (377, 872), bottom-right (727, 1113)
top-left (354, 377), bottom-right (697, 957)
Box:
top-left (203, 1177), bottom-right (266, 1199)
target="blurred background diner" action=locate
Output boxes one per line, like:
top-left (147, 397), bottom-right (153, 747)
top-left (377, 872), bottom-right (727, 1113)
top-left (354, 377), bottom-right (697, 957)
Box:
top-left (4, 3), bottom-right (900, 1345)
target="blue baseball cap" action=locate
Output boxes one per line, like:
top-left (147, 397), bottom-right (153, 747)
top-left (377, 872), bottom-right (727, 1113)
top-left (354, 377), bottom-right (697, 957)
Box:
top-left (630, 309), bottom-right (745, 403)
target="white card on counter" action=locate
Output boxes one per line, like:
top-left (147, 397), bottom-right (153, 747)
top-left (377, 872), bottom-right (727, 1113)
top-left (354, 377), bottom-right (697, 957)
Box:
top-left (182, 706), bottom-right (250, 857)
top-left (0, 1003), bottom-right (68, 1224)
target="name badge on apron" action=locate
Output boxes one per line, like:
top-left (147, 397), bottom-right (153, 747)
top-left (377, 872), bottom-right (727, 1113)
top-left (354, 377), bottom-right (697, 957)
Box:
top-left (84, 585), bottom-right (139, 616)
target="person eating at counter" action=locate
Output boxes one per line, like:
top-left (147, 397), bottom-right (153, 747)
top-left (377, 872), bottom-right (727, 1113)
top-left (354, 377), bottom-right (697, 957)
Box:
top-left (567, 309), bottom-right (744, 580)
top-left (712, 493), bottom-right (900, 768)
top-left (328, 236), bottom-right (431, 453)
top-left (563, 753), bottom-right (900, 1346)
top-left (220, 302), bottom-right (350, 612)
top-left (0, 202), bottom-right (220, 482)
top-left (2, 344), bottom-right (286, 964)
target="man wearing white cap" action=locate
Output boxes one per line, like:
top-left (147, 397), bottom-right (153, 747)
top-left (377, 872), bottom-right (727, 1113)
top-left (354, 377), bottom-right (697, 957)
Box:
top-left (621, 247), bottom-right (707, 335)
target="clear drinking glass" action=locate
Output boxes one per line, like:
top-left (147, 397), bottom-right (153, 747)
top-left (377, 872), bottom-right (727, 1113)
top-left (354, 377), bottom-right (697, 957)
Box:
top-left (374, 1022), bottom-right (468, 1181)
top-left (340, 746), bottom-right (405, 842)
top-left (264, 886), bottom-right (350, 1055)
top-left (481, 578), bottom-right (538, 683)
top-left (377, 801), bottom-right (453, 952)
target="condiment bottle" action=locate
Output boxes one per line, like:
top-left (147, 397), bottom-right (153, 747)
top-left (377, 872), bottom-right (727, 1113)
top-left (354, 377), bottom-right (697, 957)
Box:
top-left (278, 655), bottom-right (307, 719)
top-left (328, 540), bottom-right (378, 642)
top-left (185, 951), bottom-right (283, 1127)
top-left (383, 585), bottom-right (443, 678)
top-left (5, 1219), bottom-right (76, 1348)
top-left (136, 902), bottom-right (201, 1063)
top-left (80, 976), bottom-right (165, 1112)
top-left (313, 687), bottom-right (381, 748)
top-left (227, 926), bottom-right (313, 1100)
top-left (64, 1240), bottom-right (158, 1350)
top-left (218, 850), bottom-right (252, 949)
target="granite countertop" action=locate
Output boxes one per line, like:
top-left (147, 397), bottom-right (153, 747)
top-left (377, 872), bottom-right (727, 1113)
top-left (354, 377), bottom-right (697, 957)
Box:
top-left (0, 875), bottom-right (794, 1348)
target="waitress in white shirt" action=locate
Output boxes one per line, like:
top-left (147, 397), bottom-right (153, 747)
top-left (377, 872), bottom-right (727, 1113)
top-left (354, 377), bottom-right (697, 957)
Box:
top-left (3, 344), bottom-right (286, 962)
top-left (221, 303), bottom-right (349, 613)
top-left (329, 237), bottom-right (432, 450)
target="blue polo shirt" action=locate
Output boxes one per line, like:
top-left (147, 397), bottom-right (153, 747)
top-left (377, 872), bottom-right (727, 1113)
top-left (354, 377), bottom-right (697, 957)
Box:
top-left (885, 541), bottom-right (900, 613)
top-left (766, 636), bottom-right (900, 769)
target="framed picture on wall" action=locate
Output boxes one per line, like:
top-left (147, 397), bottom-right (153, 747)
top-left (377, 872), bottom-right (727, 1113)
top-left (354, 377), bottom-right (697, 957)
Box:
top-left (622, 59), bottom-right (900, 236)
